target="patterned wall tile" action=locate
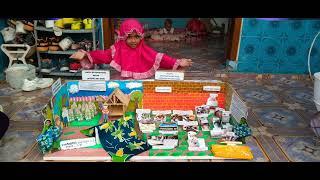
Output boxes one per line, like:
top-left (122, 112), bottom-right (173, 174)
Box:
top-left (238, 19), bottom-right (320, 74)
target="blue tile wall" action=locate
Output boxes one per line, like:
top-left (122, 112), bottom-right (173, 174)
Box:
top-left (136, 18), bottom-right (190, 29)
top-left (237, 18), bottom-right (320, 74)
top-left (0, 18), bottom-right (8, 80)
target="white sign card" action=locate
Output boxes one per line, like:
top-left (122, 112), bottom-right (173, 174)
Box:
top-left (95, 127), bottom-right (101, 145)
top-left (136, 109), bottom-right (151, 114)
top-left (51, 78), bottom-right (62, 96)
top-left (78, 81), bottom-right (106, 91)
top-left (60, 137), bottom-right (96, 150)
top-left (177, 121), bottom-right (198, 126)
top-left (155, 87), bottom-right (172, 93)
top-left (229, 92), bottom-right (248, 123)
top-left (172, 110), bottom-right (194, 115)
top-left (152, 110), bottom-right (172, 115)
top-left (155, 71), bottom-right (184, 81)
top-left (203, 86), bottom-right (221, 92)
top-left (82, 70), bottom-right (110, 81)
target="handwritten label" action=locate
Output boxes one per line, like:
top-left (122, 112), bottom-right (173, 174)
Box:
top-left (136, 109), bottom-right (151, 114)
top-left (51, 78), bottom-right (62, 96)
top-left (203, 86), bottom-right (221, 92)
top-left (152, 110), bottom-right (172, 115)
top-left (230, 92), bottom-right (248, 123)
top-left (172, 110), bottom-right (193, 115)
top-left (78, 81), bottom-right (106, 91)
top-left (177, 121), bottom-right (198, 126)
top-left (155, 87), bottom-right (172, 93)
top-left (155, 71), bottom-right (184, 81)
top-left (82, 70), bottom-right (110, 81)
top-left (60, 137), bottom-right (96, 150)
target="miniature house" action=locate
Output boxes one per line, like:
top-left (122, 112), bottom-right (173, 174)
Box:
top-left (105, 88), bottom-right (130, 117)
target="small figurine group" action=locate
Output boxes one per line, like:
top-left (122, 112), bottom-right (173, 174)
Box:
top-left (61, 97), bottom-right (97, 126)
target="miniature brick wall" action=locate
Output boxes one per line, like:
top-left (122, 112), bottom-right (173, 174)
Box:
top-left (142, 81), bottom-right (226, 110)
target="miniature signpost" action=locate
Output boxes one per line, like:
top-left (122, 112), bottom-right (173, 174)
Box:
top-left (78, 81), bottom-right (107, 91)
top-left (82, 70), bottom-right (110, 81)
top-left (51, 78), bottom-right (62, 96)
top-left (155, 70), bottom-right (184, 81)
top-left (60, 137), bottom-right (96, 150)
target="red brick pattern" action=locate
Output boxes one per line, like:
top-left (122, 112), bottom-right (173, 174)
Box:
top-left (142, 80), bottom-right (227, 110)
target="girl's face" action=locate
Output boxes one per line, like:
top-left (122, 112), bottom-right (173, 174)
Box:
top-left (45, 120), bottom-right (51, 126)
top-left (126, 31), bottom-right (141, 48)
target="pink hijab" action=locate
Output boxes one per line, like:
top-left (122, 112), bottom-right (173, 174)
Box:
top-left (109, 18), bottom-right (163, 79)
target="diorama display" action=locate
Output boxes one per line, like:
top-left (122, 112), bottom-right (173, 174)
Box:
top-left (36, 80), bottom-right (253, 162)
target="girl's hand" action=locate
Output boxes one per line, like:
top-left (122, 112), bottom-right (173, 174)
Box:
top-left (70, 50), bottom-right (87, 60)
top-left (179, 58), bottom-right (193, 67)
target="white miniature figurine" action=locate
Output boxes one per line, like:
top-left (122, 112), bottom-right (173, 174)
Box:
top-left (68, 108), bottom-right (75, 123)
top-left (85, 107), bottom-right (91, 120)
top-left (81, 102), bottom-right (87, 119)
top-left (206, 93), bottom-right (218, 107)
top-left (76, 107), bottom-right (83, 121)
top-left (71, 101), bottom-right (78, 115)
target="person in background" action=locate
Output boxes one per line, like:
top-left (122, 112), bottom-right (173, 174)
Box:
top-left (186, 18), bottom-right (207, 37)
top-left (159, 19), bottom-right (174, 34)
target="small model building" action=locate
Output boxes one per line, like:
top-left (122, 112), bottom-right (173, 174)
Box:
top-left (105, 88), bottom-right (130, 117)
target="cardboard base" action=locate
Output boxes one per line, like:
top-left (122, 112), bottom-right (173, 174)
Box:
top-left (43, 148), bottom-right (230, 161)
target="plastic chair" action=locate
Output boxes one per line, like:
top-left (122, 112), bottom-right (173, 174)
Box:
top-left (1, 44), bottom-right (30, 67)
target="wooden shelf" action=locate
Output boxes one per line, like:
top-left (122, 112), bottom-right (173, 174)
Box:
top-left (39, 50), bottom-right (77, 55)
top-left (35, 26), bottom-right (94, 33)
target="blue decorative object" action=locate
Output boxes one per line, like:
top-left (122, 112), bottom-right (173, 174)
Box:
top-left (36, 126), bottom-right (61, 153)
top-left (81, 115), bottom-right (152, 162)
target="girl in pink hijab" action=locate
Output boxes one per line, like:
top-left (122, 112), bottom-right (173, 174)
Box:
top-left (70, 18), bottom-right (193, 79)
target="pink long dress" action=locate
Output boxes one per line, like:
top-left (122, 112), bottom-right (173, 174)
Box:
top-left (80, 18), bottom-right (181, 79)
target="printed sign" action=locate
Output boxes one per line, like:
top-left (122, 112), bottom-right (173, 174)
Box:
top-left (172, 110), bottom-right (193, 115)
top-left (177, 121), bottom-right (198, 126)
top-left (60, 137), bottom-right (96, 150)
top-left (78, 81), bottom-right (106, 91)
top-left (230, 92), bottom-right (248, 123)
top-left (82, 70), bottom-right (110, 81)
top-left (51, 78), bottom-right (62, 96)
top-left (155, 87), bottom-right (172, 93)
top-left (136, 109), bottom-right (151, 114)
top-left (203, 86), bottom-right (221, 92)
top-left (155, 71), bottom-right (184, 81)
top-left (152, 110), bottom-right (172, 115)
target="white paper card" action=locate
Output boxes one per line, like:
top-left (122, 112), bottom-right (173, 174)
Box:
top-left (51, 78), bottom-right (62, 96)
top-left (203, 86), bottom-right (221, 92)
top-left (155, 71), bottom-right (184, 81)
top-left (172, 110), bottom-right (193, 115)
top-left (60, 137), bottom-right (96, 150)
top-left (177, 121), bottom-right (198, 126)
top-left (82, 70), bottom-right (110, 81)
top-left (78, 81), bottom-right (106, 91)
top-left (155, 86), bottom-right (172, 93)
top-left (136, 109), bottom-right (151, 114)
top-left (152, 110), bottom-right (172, 115)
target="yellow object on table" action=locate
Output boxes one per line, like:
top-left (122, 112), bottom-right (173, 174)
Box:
top-left (211, 144), bottom-right (254, 160)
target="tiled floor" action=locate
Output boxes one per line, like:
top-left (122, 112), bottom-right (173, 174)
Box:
top-left (0, 38), bottom-right (319, 162)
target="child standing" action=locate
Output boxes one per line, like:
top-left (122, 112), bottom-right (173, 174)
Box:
top-left (70, 18), bottom-right (192, 79)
